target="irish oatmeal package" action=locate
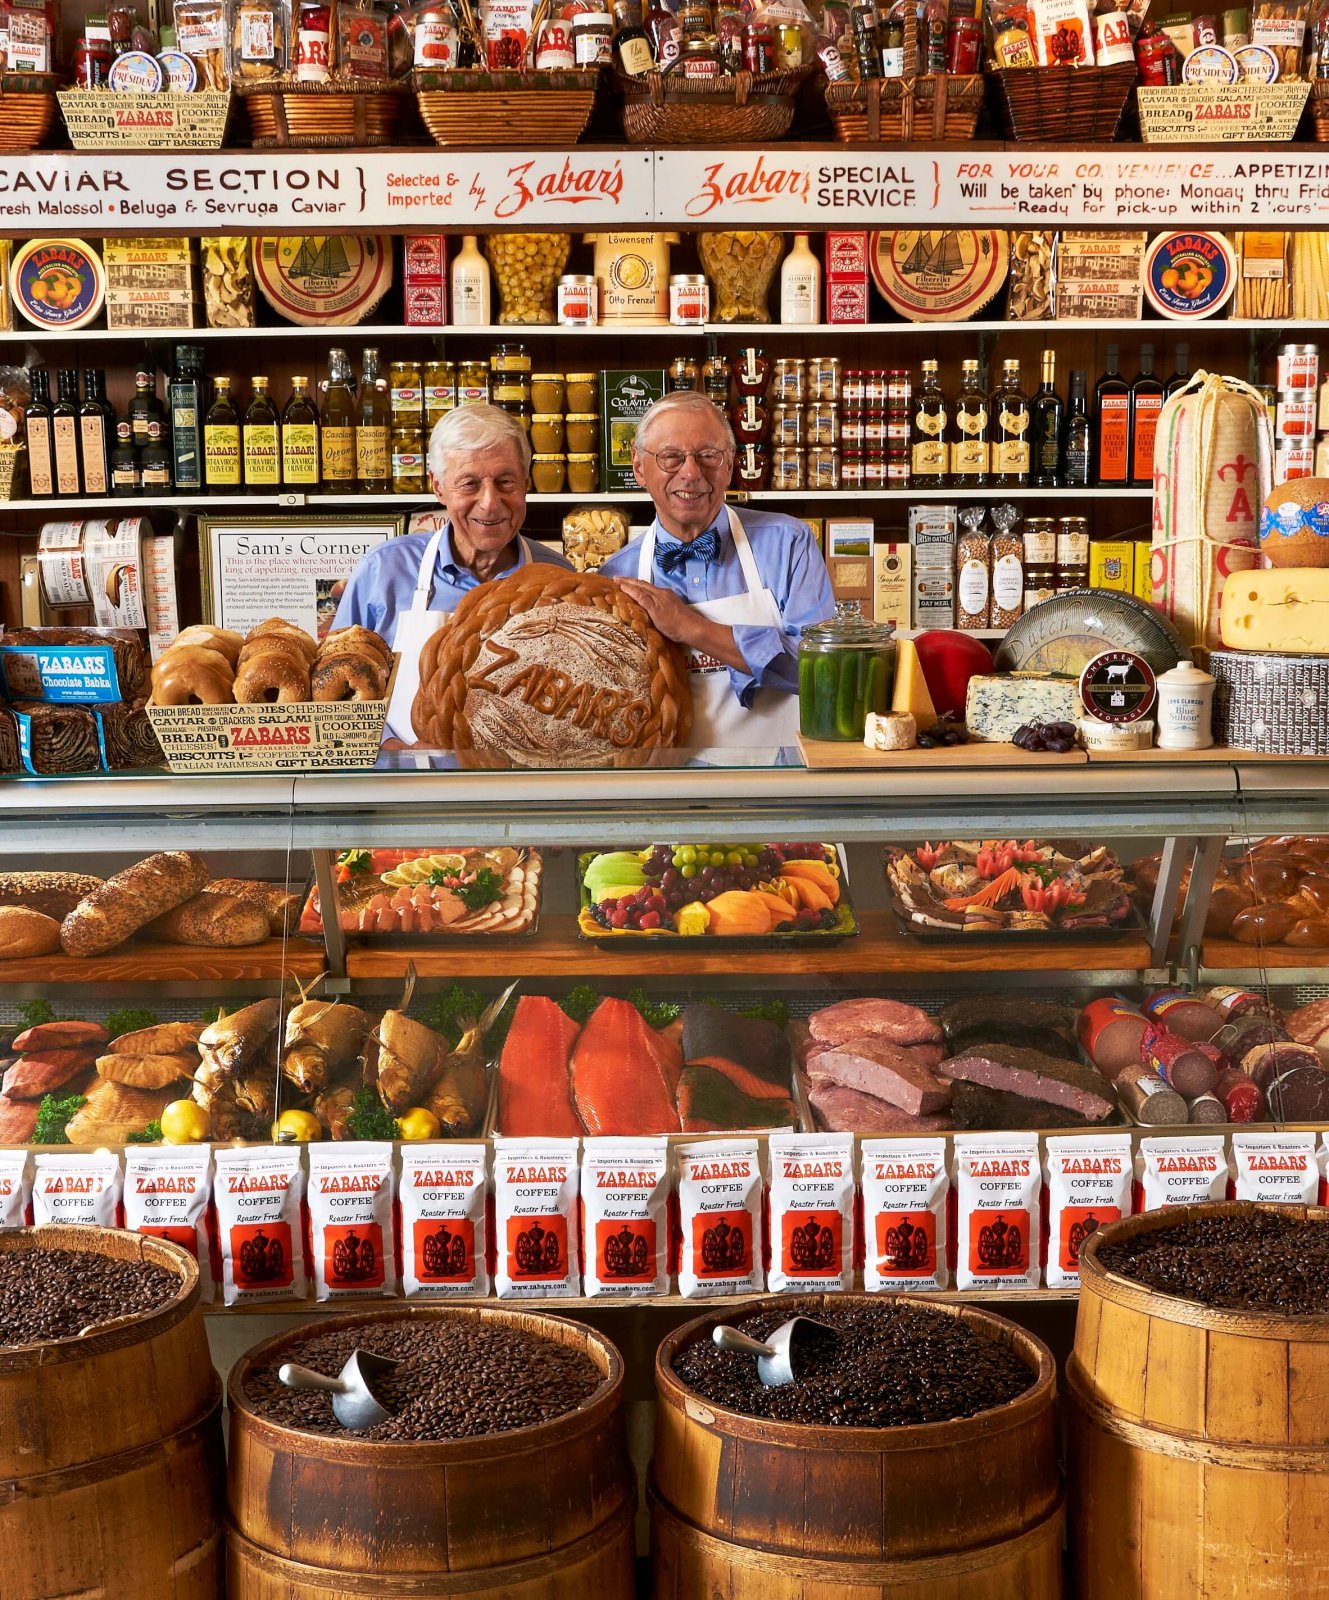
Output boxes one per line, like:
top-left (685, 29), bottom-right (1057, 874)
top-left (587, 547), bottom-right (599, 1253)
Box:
top-left (861, 1137), bottom-right (949, 1292)
top-left (0, 1150), bottom-right (30, 1229)
top-left (1137, 1135), bottom-right (1228, 1211)
top-left (32, 1151), bottom-right (122, 1227)
top-left (581, 1137), bottom-right (670, 1298)
top-left (767, 1131), bottom-right (853, 1294)
top-left (400, 1143), bottom-right (489, 1297)
top-left (1043, 1135), bottom-right (1133, 1291)
top-left (308, 1142), bottom-right (397, 1301)
top-left (1231, 1131), bottom-right (1319, 1205)
top-left (122, 1145), bottom-right (215, 1298)
top-left (676, 1138), bottom-right (764, 1299)
top-left (953, 1134), bottom-right (1042, 1292)
top-left (213, 1145), bottom-right (307, 1306)
top-left (493, 1138), bottom-right (580, 1299)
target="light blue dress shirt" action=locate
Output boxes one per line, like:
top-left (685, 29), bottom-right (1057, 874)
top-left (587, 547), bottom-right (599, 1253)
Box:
top-left (331, 526), bottom-right (571, 637)
top-left (599, 507), bottom-right (834, 707)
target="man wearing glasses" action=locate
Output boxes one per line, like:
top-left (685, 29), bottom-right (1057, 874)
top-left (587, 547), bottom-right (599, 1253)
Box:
top-left (600, 391), bottom-right (834, 750)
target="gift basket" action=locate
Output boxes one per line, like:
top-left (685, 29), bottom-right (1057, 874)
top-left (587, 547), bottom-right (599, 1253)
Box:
top-left (822, 0), bottom-right (984, 142)
top-left (987, 0), bottom-right (1136, 140)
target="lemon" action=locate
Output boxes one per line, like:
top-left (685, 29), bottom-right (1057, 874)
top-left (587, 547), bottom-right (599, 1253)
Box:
top-left (426, 852), bottom-right (468, 877)
top-left (272, 1109), bottom-right (323, 1143)
top-left (397, 1107), bottom-right (442, 1141)
top-left (161, 1099), bottom-right (210, 1144)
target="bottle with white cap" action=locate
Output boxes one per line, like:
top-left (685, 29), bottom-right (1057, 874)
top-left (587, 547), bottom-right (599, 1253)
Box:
top-left (1155, 658), bottom-right (1216, 750)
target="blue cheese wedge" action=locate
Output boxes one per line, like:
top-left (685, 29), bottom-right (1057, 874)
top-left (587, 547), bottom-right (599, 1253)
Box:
top-left (964, 673), bottom-right (1083, 742)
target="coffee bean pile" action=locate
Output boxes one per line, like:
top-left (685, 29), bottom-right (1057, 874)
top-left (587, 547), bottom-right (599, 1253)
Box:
top-left (244, 1319), bottom-right (607, 1441)
top-left (0, 1248), bottom-right (177, 1346)
top-left (1097, 1211), bottom-right (1329, 1314)
top-left (672, 1300), bottom-right (1035, 1426)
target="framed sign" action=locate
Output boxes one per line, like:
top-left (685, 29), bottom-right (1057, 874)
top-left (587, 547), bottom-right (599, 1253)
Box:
top-left (199, 514), bottom-right (406, 640)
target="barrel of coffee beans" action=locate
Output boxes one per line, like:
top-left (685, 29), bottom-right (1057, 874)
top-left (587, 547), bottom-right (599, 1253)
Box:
top-left (226, 1305), bottom-right (635, 1599)
top-left (652, 1294), bottom-right (1063, 1599)
top-left (1070, 1201), bottom-right (1329, 1600)
top-left (0, 1225), bottom-right (224, 1600)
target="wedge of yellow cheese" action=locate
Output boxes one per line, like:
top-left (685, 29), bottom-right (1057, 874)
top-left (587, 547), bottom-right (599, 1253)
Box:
top-left (1220, 568), bottom-right (1329, 653)
top-left (891, 638), bottom-right (937, 726)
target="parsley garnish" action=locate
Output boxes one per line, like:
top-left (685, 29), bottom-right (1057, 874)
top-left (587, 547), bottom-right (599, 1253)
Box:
top-left (33, 1092), bottom-right (85, 1145)
top-left (346, 1087), bottom-right (399, 1141)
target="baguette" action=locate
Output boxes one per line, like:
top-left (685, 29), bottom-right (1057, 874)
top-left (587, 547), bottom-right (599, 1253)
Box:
top-left (145, 892), bottom-right (269, 948)
top-left (0, 871), bottom-right (104, 919)
top-left (0, 906), bottom-right (64, 958)
top-left (95, 1052), bottom-right (197, 1088)
top-left (205, 878), bottom-right (300, 937)
top-left (110, 1020), bottom-right (206, 1055)
top-left (60, 851), bottom-right (209, 957)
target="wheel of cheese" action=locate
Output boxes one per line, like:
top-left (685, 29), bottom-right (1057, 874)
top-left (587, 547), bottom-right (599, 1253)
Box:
top-left (10, 239), bottom-right (105, 332)
top-left (869, 230), bottom-right (1010, 322)
top-left (255, 234), bottom-right (393, 326)
top-left (994, 589), bottom-right (1186, 677)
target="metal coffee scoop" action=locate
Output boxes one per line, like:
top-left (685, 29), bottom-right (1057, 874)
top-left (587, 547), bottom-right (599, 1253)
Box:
top-left (710, 1315), bottom-right (836, 1388)
top-left (278, 1348), bottom-right (400, 1430)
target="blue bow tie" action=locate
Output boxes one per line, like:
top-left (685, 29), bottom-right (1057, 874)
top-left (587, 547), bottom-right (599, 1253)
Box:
top-left (658, 528), bottom-right (721, 575)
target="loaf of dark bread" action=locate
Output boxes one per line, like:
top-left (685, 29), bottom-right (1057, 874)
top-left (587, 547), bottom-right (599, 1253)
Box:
top-left (146, 892), bottom-right (269, 948)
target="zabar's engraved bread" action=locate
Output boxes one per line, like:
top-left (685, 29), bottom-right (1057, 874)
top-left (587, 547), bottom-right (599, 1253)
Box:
top-left (0, 905), bottom-right (63, 958)
top-left (0, 871), bottom-right (103, 919)
top-left (60, 851), bottom-right (210, 957)
top-left (145, 891), bottom-right (269, 948)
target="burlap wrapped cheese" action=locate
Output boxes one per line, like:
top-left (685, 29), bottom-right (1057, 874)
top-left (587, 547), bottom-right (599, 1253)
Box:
top-left (1152, 370), bottom-right (1269, 653)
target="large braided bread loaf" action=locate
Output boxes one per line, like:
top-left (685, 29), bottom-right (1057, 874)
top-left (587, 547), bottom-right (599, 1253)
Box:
top-left (412, 566), bottom-right (692, 763)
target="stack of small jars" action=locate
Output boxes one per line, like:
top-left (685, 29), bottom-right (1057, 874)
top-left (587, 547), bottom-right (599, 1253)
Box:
top-left (530, 368), bottom-right (600, 495)
top-left (840, 368), bottom-right (911, 490)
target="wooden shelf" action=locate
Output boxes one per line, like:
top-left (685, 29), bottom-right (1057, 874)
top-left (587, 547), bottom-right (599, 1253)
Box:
top-left (1200, 940), bottom-right (1329, 972)
top-left (0, 938), bottom-right (324, 985)
top-left (344, 911), bottom-right (1150, 980)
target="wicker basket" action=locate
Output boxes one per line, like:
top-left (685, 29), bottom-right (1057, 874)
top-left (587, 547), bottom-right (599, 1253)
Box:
top-left (1313, 79), bottom-right (1329, 139)
top-left (1211, 649), bottom-right (1329, 756)
top-left (414, 67), bottom-right (598, 146)
top-left (615, 65), bottom-right (811, 146)
top-left (0, 443), bottom-right (27, 501)
top-left (235, 79), bottom-right (410, 147)
top-left (825, 17), bottom-right (982, 143)
top-left (0, 74), bottom-right (59, 152)
top-left (994, 61), bottom-right (1135, 141)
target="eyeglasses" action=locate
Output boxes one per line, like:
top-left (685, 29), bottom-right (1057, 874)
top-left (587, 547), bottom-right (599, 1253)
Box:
top-left (639, 446), bottom-right (733, 473)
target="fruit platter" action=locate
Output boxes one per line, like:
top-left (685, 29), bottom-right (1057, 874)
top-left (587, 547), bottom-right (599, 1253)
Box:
top-left (577, 843), bottom-right (859, 944)
top-left (299, 848), bottom-right (542, 940)
top-left (883, 839), bottom-right (1138, 941)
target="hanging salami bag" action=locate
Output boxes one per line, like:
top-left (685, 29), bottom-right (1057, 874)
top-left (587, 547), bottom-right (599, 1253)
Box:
top-left (1231, 1131), bottom-right (1319, 1205)
top-left (213, 1145), bottom-right (308, 1307)
top-left (308, 1142), bottom-right (397, 1302)
top-left (32, 1151), bottom-right (122, 1227)
top-left (676, 1138), bottom-right (764, 1299)
top-left (953, 1134), bottom-right (1041, 1292)
top-left (400, 1143), bottom-right (489, 1298)
top-left (493, 1137), bottom-right (580, 1299)
top-left (0, 1150), bottom-right (30, 1229)
top-left (581, 1137), bottom-right (670, 1299)
top-left (1043, 1135), bottom-right (1133, 1291)
top-left (1151, 371), bottom-right (1268, 652)
top-left (861, 1137), bottom-right (949, 1292)
top-left (767, 1131), bottom-right (853, 1294)
top-left (123, 1145), bottom-right (215, 1300)
top-left (1137, 1134), bottom-right (1228, 1211)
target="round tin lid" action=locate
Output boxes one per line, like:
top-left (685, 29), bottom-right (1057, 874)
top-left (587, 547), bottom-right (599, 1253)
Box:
top-left (1079, 649), bottom-right (1158, 724)
top-left (869, 229), bottom-right (1011, 322)
top-left (10, 237), bottom-right (106, 331)
top-left (255, 235), bottom-right (394, 326)
top-left (1144, 230), bottom-right (1236, 321)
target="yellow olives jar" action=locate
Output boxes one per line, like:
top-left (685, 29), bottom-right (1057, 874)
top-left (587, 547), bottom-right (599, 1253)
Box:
top-left (530, 413), bottom-right (566, 454)
top-left (565, 412), bottom-right (599, 454)
top-left (391, 426), bottom-right (426, 492)
top-left (567, 452), bottom-right (599, 494)
top-left (531, 453), bottom-right (567, 493)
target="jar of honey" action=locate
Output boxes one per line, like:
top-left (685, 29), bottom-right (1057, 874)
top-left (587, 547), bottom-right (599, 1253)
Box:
top-left (530, 453), bottom-right (567, 493)
top-left (530, 373), bottom-right (566, 412)
top-left (565, 372), bottom-right (597, 413)
top-left (565, 412), bottom-right (599, 454)
top-left (567, 452), bottom-right (599, 494)
top-left (530, 413), bottom-right (566, 453)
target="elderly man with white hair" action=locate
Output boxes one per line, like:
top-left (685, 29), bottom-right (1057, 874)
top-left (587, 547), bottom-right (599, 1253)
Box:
top-left (332, 401), bottom-right (570, 742)
top-left (600, 390), bottom-right (834, 749)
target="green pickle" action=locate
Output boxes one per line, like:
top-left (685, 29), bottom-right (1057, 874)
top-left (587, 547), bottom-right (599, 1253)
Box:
top-left (798, 602), bottom-right (896, 742)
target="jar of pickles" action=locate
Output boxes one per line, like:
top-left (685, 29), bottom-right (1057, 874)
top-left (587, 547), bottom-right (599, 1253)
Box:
top-left (841, 453), bottom-right (867, 488)
top-left (798, 602), bottom-right (897, 742)
top-left (842, 369), bottom-right (867, 409)
top-left (391, 426), bottom-right (426, 492)
top-left (457, 359), bottom-right (489, 405)
top-left (484, 233), bottom-right (571, 325)
top-left (841, 415), bottom-right (868, 451)
top-left (424, 361), bottom-right (456, 428)
top-left (390, 360), bottom-right (424, 423)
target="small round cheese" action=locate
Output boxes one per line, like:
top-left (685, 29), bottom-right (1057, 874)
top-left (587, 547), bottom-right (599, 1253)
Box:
top-left (864, 711), bottom-right (917, 751)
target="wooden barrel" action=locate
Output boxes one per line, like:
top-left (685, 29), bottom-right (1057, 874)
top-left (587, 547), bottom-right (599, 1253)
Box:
top-left (1069, 1200), bottom-right (1329, 1600)
top-left (227, 1305), bottom-right (636, 1600)
top-left (0, 1224), bottom-right (224, 1600)
top-left (652, 1293), bottom-right (1064, 1600)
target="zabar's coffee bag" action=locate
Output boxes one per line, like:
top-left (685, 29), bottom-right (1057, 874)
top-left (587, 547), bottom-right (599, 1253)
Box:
top-left (493, 1137), bottom-right (580, 1299)
top-left (953, 1134), bottom-right (1042, 1292)
top-left (676, 1138), bottom-right (764, 1299)
top-left (123, 1145), bottom-right (215, 1299)
top-left (767, 1131), bottom-right (853, 1294)
top-left (1231, 1131), bottom-right (1319, 1205)
top-left (0, 1149), bottom-right (30, 1229)
top-left (861, 1137), bottom-right (949, 1292)
top-left (32, 1151), bottom-right (122, 1228)
top-left (581, 1137), bottom-right (670, 1298)
top-left (400, 1142), bottom-right (489, 1298)
top-left (308, 1142), bottom-right (397, 1302)
top-left (213, 1145), bottom-right (307, 1307)
top-left (1043, 1134), bottom-right (1133, 1290)
top-left (1137, 1134), bottom-right (1228, 1211)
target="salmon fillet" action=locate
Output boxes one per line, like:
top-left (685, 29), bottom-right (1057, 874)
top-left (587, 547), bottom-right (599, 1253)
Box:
top-left (498, 995), bottom-right (583, 1136)
top-left (572, 998), bottom-right (681, 1136)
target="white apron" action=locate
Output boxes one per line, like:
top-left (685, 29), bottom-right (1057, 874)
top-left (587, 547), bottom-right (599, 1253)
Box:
top-left (637, 506), bottom-right (799, 751)
top-left (385, 528), bottom-right (537, 743)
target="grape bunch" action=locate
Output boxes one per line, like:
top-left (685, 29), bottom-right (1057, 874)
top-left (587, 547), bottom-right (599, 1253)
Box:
top-left (641, 842), bottom-right (800, 908)
top-left (589, 885), bottom-right (668, 931)
top-left (917, 717), bottom-right (967, 750)
top-left (1012, 719), bottom-right (1079, 754)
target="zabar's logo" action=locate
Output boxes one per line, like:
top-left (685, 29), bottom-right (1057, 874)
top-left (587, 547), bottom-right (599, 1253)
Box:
top-left (780, 1160), bottom-right (844, 1179)
top-left (596, 1169), bottom-right (658, 1187)
top-left (469, 642), bottom-right (651, 748)
top-left (1061, 1156), bottom-right (1124, 1175)
top-left (116, 110), bottom-right (176, 127)
top-left (506, 1165), bottom-right (567, 1183)
top-left (971, 1158), bottom-right (1031, 1177)
top-left (226, 1171), bottom-right (291, 1193)
top-left (873, 1161), bottom-right (939, 1180)
top-left (318, 1173), bottom-right (384, 1194)
top-left (495, 158), bottom-right (626, 220)
top-left (686, 155), bottom-right (813, 218)
top-left (414, 1167), bottom-right (478, 1186)
top-left (1248, 1153), bottom-right (1308, 1171)
top-left (1158, 1155), bottom-right (1218, 1172)
top-left (689, 1160), bottom-right (751, 1180)
top-left (43, 1175), bottom-right (103, 1194)
top-left (135, 1175), bottom-right (198, 1194)
top-left (229, 724), bottom-right (313, 746)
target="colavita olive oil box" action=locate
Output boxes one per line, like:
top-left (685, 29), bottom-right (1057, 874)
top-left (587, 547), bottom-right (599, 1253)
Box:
top-left (600, 369), bottom-right (666, 492)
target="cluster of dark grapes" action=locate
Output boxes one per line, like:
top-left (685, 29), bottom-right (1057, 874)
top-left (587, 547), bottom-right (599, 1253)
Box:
top-left (916, 718), bottom-right (967, 750)
top-left (641, 842), bottom-right (821, 905)
top-left (1012, 719), bottom-right (1079, 753)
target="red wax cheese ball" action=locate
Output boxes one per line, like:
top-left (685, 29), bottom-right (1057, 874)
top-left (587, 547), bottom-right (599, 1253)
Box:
top-left (912, 630), bottom-right (994, 722)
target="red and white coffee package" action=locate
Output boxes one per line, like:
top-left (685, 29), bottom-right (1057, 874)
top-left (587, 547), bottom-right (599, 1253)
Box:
top-left (953, 1134), bottom-right (1042, 1292)
top-left (400, 1142), bottom-right (489, 1298)
top-left (581, 1137), bottom-right (670, 1298)
top-left (493, 1138), bottom-right (580, 1299)
top-left (677, 1138), bottom-right (764, 1299)
top-left (213, 1145), bottom-right (308, 1307)
top-left (32, 1151), bottom-right (122, 1227)
top-left (767, 1131), bottom-right (854, 1293)
top-left (123, 1145), bottom-right (215, 1299)
top-left (1137, 1135), bottom-right (1228, 1211)
top-left (1043, 1135), bottom-right (1133, 1290)
top-left (1320, 1135), bottom-right (1329, 1206)
top-left (861, 1137), bottom-right (949, 1292)
top-left (0, 1150), bottom-right (30, 1229)
top-left (1231, 1131), bottom-right (1319, 1205)
top-left (308, 1142), bottom-right (397, 1302)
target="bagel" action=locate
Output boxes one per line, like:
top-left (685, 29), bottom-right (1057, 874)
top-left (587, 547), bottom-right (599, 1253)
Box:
top-left (171, 625), bottom-right (244, 666)
top-left (150, 646), bottom-right (235, 707)
top-left (311, 653), bottom-right (388, 702)
top-left (319, 625), bottom-right (392, 669)
top-left (233, 648), bottom-right (311, 704)
top-left (245, 618), bottom-right (318, 664)
top-left (237, 633), bottom-right (309, 671)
